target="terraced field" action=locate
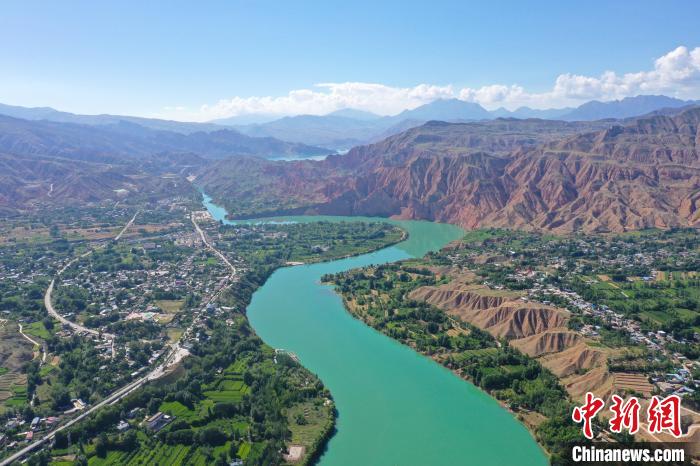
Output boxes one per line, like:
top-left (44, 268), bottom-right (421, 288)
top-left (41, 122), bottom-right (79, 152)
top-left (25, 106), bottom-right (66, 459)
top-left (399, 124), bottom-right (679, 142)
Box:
top-left (89, 442), bottom-right (194, 466)
top-left (202, 376), bottom-right (249, 403)
top-left (201, 359), bottom-right (250, 403)
top-left (159, 400), bottom-right (213, 423)
top-left (2, 382), bottom-right (28, 409)
top-left (0, 320), bottom-right (33, 412)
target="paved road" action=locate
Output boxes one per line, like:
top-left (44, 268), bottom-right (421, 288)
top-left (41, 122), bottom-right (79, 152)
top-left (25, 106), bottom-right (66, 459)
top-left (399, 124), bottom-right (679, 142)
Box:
top-left (191, 213), bottom-right (237, 274)
top-left (1, 211), bottom-right (220, 465)
top-left (114, 212), bottom-right (139, 241)
top-left (44, 277), bottom-right (114, 339)
top-left (42, 213), bottom-right (141, 341)
top-left (0, 353), bottom-right (178, 466)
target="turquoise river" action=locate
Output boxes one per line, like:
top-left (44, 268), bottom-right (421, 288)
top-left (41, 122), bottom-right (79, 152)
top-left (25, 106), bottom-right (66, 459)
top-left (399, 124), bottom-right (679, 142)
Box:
top-left (202, 194), bottom-right (548, 466)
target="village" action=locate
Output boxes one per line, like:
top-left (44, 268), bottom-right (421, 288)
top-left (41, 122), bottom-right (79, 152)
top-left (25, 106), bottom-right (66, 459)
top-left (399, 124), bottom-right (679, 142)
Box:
top-left (0, 204), bottom-right (254, 458)
top-left (446, 229), bottom-right (700, 415)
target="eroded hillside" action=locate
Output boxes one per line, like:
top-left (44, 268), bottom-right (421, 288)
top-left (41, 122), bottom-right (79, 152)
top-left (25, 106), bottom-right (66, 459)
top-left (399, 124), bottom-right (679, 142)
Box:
top-left (199, 108), bottom-right (700, 233)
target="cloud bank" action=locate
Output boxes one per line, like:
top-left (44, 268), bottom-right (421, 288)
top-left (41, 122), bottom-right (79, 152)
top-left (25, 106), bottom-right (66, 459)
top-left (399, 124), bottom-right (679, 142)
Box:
top-left (160, 46), bottom-right (700, 122)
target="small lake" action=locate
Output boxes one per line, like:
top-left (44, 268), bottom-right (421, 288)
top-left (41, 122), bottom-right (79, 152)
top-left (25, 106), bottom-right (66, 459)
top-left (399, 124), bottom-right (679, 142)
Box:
top-left (267, 154), bottom-right (330, 161)
top-left (202, 193), bottom-right (548, 466)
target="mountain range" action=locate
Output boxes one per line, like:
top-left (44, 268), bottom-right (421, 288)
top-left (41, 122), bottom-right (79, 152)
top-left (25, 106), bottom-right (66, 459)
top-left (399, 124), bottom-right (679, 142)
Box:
top-left (2, 94), bottom-right (700, 234)
top-left (215, 95), bottom-right (699, 149)
top-left (2, 94), bottom-right (695, 152)
top-left (0, 102), bottom-right (223, 134)
top-left (0, 112), bottom-right (328, 210)
top-left (0, 114), bottom-right (328, 163)
top-left (197, 106), bottom-right (700, 233)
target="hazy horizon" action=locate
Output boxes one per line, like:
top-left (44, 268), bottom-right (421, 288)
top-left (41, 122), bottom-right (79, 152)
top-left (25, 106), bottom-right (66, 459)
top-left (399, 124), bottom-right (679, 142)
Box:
top-left (2, 1), bottom-right (700, 122)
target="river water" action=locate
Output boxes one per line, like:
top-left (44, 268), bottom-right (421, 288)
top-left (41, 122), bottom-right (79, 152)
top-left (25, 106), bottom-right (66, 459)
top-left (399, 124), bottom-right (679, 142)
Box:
top-left (202, 193), bottom-right (547, 466)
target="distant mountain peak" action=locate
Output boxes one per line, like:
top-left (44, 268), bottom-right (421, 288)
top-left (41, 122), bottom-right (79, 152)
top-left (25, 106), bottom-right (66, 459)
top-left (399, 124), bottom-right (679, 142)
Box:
top-left (560, 94), bottom-right (696, 121)
top-left (395, 98), bottom-right (491, 121)
top-left (326, 108), bottom-right (381, 121)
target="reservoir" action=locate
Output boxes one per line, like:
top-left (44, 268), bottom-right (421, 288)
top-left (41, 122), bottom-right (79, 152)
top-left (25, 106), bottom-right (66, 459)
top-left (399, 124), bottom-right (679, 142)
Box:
top-left (202, 193), bottom-right (548, 466)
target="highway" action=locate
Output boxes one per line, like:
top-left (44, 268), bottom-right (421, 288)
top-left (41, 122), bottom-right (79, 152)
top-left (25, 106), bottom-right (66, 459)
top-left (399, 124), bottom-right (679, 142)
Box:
top-left (0, 344), bottom-right (187, 466)
top-left (1, 211), bottom-right (235, 465)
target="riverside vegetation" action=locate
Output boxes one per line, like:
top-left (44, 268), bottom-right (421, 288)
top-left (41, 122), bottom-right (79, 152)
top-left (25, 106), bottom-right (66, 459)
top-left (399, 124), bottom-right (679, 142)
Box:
top-left (0, 196), bottom-right (403, 466)
top-left (325, 227), bottom-right (700, 464)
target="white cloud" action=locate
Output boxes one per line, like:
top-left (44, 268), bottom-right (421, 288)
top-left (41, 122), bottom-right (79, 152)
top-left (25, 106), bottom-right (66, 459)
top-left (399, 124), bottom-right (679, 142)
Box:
top-left (162, 82), bottom-right (456, 122)
top-left (158, 45), bottom-right (700, 122)
top-left (550, 46), bottom-right (700, 102)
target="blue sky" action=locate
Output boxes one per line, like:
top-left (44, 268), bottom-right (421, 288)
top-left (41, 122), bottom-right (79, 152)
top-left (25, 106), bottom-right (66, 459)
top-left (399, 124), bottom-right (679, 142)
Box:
top-left (2, 0), bottom-right (700, 120)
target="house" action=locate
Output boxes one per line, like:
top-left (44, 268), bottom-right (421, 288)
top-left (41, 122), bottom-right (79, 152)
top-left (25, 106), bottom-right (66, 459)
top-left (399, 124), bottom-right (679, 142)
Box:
top-left (675, 386), bottom-right (696, 397)
top-left (145, 412), bottom-right (172, 432)
top-left (117, 420), bottom-right (130, 432)
top-left (30, 417), bottom-right (41, 431)
top-left (45, 417), bottom-right (59, 427)
top-left (657, 382), bottom-right (676, 394)
top-left (73, 399), bottom-right (87, 410)
top-left (5, 419), bottom-right (20, 430)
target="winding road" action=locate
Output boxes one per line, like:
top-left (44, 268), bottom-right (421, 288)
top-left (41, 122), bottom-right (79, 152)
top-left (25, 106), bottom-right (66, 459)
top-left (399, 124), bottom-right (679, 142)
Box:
top-left (42, 212), bottom-right (139, 341)
top-left (1, 210), bottom-right (237, 465)
top-left (0, 213), bottom-right (141, 465)
top-left (18, 323), bottom-right (46, 364)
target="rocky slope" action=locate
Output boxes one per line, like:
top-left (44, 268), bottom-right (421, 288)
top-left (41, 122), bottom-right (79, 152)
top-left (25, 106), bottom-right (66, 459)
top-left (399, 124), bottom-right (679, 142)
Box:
top-left (199, 107), bottom-right (700, 233)
top-left (408, 280), bottom-right (613, 399)
top-left (0, 151), bottom-right (196, 212)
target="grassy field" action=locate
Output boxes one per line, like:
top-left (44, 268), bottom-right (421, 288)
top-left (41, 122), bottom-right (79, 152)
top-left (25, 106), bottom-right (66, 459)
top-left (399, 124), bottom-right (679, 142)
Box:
top-left (23, 320), bottom-right (53, 340)
top-left (166, 327), bottom-right (184, 342)
top-left (286, 400), bottom-right (333, 454)
top-left (155, 299), bottom-right (185, 313)
top-left (582, 274), bottom-right (700, 329)
top-left (39, 364), bottom-right (57, 377)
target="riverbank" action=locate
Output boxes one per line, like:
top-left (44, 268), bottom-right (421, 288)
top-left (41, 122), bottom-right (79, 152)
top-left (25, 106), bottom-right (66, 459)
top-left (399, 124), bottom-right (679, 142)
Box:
top-left (334, 283), bottom-right (553, 454)
top-left (28, 207), bottom-right (412, 466)
top-left (337, 278), bottom-right (550, 440)
top-left (325, 263), bottom-right (578, 463)
top-left (202, 191), bottom-right (548, 465)
top-left (284, 226), bottom-right (408, 267)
